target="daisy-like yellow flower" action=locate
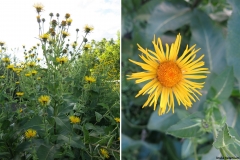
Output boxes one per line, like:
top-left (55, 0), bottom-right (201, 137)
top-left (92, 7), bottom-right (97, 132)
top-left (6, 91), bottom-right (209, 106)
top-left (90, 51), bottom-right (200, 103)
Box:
top-left (38, 95), bottom-right (51, 106)
top-left (37, 58), bottom-right (41, 62)
top-left (16, 81), bottom-right (20, 84)
top-left (6, 64), bottom-right (14, 70)
top-left (37, 77), bottom-right (41, 80)
top-left (62, 31), bottom-right (70, 38)
top-left (114, 117), bottom-right (120, 123)
top-left (33, 3), bottom-right (44, 13)
top-left (127, 34), bottom-right (209, 115)
top-left (16, 92), bottom-right (24, 97)
top-left (31, 70), bottom-right (38, 75)
top-left (28, 61), bottom-right (36, 67)
top-left (56, 57), bottom-right (68, 64)
top-left (84, 25), bottom-right (94, 33)
top-left (100, 148), bottom-right (109, 159)
top-left (85, 76), bottom-right (96, 83)
top-left (19, 108), bottom-right (23, 113)
top-left (2, 57), bottom-right (10, 63)
top-left (67, 18), bottom-right (72, 26)
top-left (69, 116), bottom-right (81, 124)
top-left (39, 33), bottom-right (49, 42)
top-left (25, 129), bottom-right (37, 139)
top-left (84, 44), bottom-right (91, 50)
top-left (25, 73), bottom-right (31, 77)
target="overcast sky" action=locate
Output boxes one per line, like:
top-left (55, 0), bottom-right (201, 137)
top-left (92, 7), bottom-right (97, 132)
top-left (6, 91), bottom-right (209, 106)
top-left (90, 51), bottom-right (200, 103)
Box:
top-left (0, 0), bottom-right (120, 59)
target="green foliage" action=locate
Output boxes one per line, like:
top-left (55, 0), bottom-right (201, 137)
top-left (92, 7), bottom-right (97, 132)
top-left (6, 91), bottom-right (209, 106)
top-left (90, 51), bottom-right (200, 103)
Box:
top-left (122, 0), bottom-right (240, 159)
top-left (0, 5), bottom-right (119, 160)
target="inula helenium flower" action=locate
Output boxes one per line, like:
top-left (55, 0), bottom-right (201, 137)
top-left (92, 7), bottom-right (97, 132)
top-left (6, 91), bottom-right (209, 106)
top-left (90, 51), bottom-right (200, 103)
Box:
top-left (25, 129), bottom-right (37, 139)
top-left (100, 148), bottom-right (109, 159)
top-left (127, 34), bottom-right (209, 115)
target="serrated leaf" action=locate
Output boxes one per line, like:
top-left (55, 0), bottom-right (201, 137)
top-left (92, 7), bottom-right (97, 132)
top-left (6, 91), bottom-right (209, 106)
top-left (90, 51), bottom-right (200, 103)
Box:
top-left (21, 116), bottom-right (43, 130)
top-left (95, 112), bottom-right (103, 122)
top-left (190, 9), bottom-right (226, 74)
top-left (83, 125), bottom-right (90, 144)
top-left (166, 112), bottom-right (204, 138)
top-left (213, 123), bottom-right (235, 149)
top-left (53, 116), bottom-right (71, 131)
top-left (181, 139), bottom-right (194, 159)
top-left (226, 0), bottom-right (240, 86)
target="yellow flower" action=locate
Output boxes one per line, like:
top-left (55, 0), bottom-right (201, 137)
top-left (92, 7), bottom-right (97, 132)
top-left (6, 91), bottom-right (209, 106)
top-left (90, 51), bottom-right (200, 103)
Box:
top-left (19, 108), bottom-right (23, 113)
top-left (37, 58), bottom-right (41, 61)
top-left (0, 41), bottom-right (5, 46)
top-left (38, 95), bottom-right (51, 106)
top-left (127, 34), bottom-right (209, 115)
top-left (69, 116), bottom-right (81, 124)
top-left (0, 75), bottom-right (5, 79)
top-left (84, 25), bottom-right (94, 33)
top-left (25, 73), bottom-right (31, 77)
top-left (84, 44), bottom-right (91, 50)
top-left (28, 61), bottom-right (36, 67)
top-left (6, 64), bottom-right (14, 70)
top-left (85, 76), bottom-right (96, 83)
top-left (56, 57), bottom-right (68, 64)
top-left (33, 3), bottom-right (44, 13)
top-left (25, 129), bottom-right (37, 139)
top-left (16, 92), bottom-right (24, 97)
top-left (71, 42), bottom-right (77, 48)
top-left (31, 70), bottom-right (38, 75)
top-left (2, 57), bottom-right (10, 63)
top-left (114, 117), bottom-right (120, 123)
top-left (67, 18), bottom-right (72, 26)
top-left (62, 31), bottom-right (70, 38)
top-left (100, 148), bottom-right (109, 159)
top-left (39, 33), bottom-right (49, 42)
top-left (37, 77), bottom-right (41, 80)
top-left (16, 81), bottom-right (20, 84)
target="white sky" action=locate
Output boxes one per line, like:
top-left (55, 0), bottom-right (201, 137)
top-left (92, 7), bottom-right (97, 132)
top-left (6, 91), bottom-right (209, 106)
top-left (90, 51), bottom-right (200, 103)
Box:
top-left (0, 0), bottom-right (120, 60)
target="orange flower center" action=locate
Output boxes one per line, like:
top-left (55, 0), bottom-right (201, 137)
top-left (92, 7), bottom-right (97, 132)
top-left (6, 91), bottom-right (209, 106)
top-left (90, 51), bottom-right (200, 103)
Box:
top-left (157, 61), bottom-right (182, 87)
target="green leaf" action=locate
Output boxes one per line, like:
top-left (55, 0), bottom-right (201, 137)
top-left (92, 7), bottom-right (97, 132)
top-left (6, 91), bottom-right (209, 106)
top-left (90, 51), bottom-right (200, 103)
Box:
top-left (213, 123), bottom-right (235, 149)
top-left (57, 134), bottom-right (85, 149)
top-left (226, 0), bottom-right (240, 86)
top-left (190, 9), bottom-right (227, 74)
top-left (83, 125), bottom-right (90, 144)
top-left (166, 112), bottom-right (204, 138)
top-left (20, 116), bottom-right (43, 130)
top-left (36, 145), bottom-right (56, 160)
top-left (95, 112), bottom-right (103, 122)
top-left (147, 109), bottom-right (184, 132)
top-left (210, 67), bottom-right (234, 103)
top-left (53, 116), bottom-right (71, 132)
top-left (181, 139), bottom-right (194, 159)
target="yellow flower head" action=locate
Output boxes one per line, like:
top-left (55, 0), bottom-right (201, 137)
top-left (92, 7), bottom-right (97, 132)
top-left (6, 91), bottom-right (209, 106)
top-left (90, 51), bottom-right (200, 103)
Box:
top-left (85, 76), bottom-right (96, 83)
top-left (31, 70), bottom-right (38, 75)
top-left (19, 108), bottom-right (23, 113)
top-left (16, 92), bottom-right (24, 97)
top-left (25, 73), bottom-right (31, 77)
top-left (37, 58), bottom-right (41, 61)
top-left (0, 41), bottom-right (5, 46)
top-left (71, 42), bottom-right (77, 48)
top-left (16, 81), bottom-right (20, 84)
top-left (114, 117), bottom-right (120, 123)
top-left (84, 44), bottom-right (91, 50)
top-left (38, 95), bottom-right (51, 106)
top-left (127, 34), bottom-right (210, 115)
top-left (84, 25), bottom-right (94, 33)
top-left (0, 75), bottom-right (5, 79)
top-left (100, 148), bottom-right (109, 159)
top-left (25, 129), bottom-right (37, 139)
top-left (69, 116), bottom-right (81, 124)
top-left (2, 57), bottom-right (10, 63)
top-left (39, 33), bottom-right (49, 42)
top-left (56, 57), bottom-right (68, 64)
top-left (6, 64), bottom-right (14, 70)
top-left (33, 3), bottom-right (44, 13)
top-left (67, 18), bottom-right (72, 25)
top-left (37, 77), bottom-right (41, 80)
top-left (28, 61), bottom-right (36, 67)
top-left (62, 31), bottom-right (70, 38)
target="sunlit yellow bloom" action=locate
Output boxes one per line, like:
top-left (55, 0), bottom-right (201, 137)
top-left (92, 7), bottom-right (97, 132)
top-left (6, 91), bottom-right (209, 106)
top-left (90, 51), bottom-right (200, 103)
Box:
top-left (84, 44), bottom-right (91, 50)
top-left (71, 42), bottom-right (77, 48)
top-left (31, 70), bottom-right (38, 75)
top-left (39, 33), bottom-right (49, 42)
top-left (6, 64), bottom-right (14, 70)
top-left (25, 129), bottom-right (37, 139)
top-left (19, 108), bottom-right (23, 113)
top-left (127, 34), bottom-right (209, 115)
top-left (56, 57), bottom-right (68, 64)
top-left (37, 77), bottom-right (41, 80)
top-left (100, 148), bottom-right (109, 159)
top-left (37, 58), bottom-right (41, 61)
top-left (0, 75), bottom-right (5, 79)
top-left (38, 95), bottom-right (51, 106)
top-left (67, 18), bottom-right (72, 25)
top-left (2, 57), bottom-right (10, 63)
top-left (16, 81), bottom-right (20, 84)
top-left (114, 117), bottom-right (120, 123)
top-left (85, 76), bottom-right (96, 83)
top-left (84, 25), bottom-right (94, 33)
top-left (28, 61), bottom-right (36, 67)
top-left (33, 3), bottom-right (44, 13)
top-left (69, 116), bottom-right (81, 124)
top-left (16, 92), bottom-right (24, 97)
top-left (25, 73), bottom-right (31, 77)
top-left (62, 31), bottom-right (70, 38)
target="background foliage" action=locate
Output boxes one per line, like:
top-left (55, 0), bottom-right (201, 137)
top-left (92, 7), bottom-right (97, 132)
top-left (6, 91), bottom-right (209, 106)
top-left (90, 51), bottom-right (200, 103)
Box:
top-left (122, 0), bottom-right (240, 159)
